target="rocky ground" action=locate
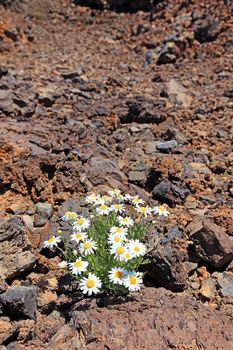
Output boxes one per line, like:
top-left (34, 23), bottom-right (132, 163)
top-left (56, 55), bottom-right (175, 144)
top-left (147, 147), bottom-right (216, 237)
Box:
top-left (0, 0), bottom-right (233, 349)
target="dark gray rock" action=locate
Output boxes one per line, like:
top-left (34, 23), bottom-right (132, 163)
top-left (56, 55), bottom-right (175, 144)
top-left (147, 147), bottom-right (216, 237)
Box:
top-left (34, 202), bottom-right (53, 227)
top-left (145, 237), bottom-right (189, 292)
top-left (0, 286), bottom-right (37, 320)
top-left (128, 171), bottom-right (147, 185)
top-left (217, 273), bottom-right (233, 297)
top-left (152, 180), bottom-right (189, 207)
top-left (188, 218), bottom-right (233, 268)
top-left (156, 140), bottom-right (179, 153)
top-left (0, 217), bottom-right (37, 280)
top-left (120, 96), bottom-right (166, 124)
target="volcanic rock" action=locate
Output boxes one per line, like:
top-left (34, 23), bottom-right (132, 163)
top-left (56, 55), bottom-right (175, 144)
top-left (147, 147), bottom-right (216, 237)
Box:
top-left (188, 218), bottom-right (233, 268)
top-left (0, 286), bottom-right (37, 320)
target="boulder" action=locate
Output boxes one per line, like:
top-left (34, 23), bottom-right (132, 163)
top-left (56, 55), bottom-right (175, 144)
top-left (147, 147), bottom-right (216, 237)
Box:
top-left (188, 218), bottom-right (233, 268)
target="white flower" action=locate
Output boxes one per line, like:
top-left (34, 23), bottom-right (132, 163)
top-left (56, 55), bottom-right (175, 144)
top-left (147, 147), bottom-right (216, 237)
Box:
top-left (131, 196), bottom-right (145, 206)
top-left (69, 258), bottom-right (89, 275)
top-left (127, 239), bottom-right (146, 257)
top-left (110, 226), bottom-right (128, 236)
top-left (96, 194), bottom-right (112, 205)
top-left (58, 261), bottom-right (68, 269)
top-left (118, 216), bottom-right (134, 227)
top-left (43, 236), bottom-right (61, 249)
top-left (71, 231), bottom-right (87, 244)
top-left (85, 193), bottom-right (100, 205)
top-left (123, 271), bottom-right (143, 292)
top-left (108, 233), bottom-right (126, 246)
top-left (135, 206), bottom-right (152, 218)
top-left (124, 193), bottom-right (133, 202)
top-left (153, 205), bottom-right (170, 217)
top-left (79, 273), bottom-right (102, 296)
top-left (62, 211), bottom-right (78, 223)
top-left (79, 239), bottom-right (97, 255)
top-left (73, 217), bottom-right (90, 232)
top-left (96, 204), bottom-right (111, 215)
top-left (109, 189), bottom-right (121, 197)
top-left (108, 267), bottom-right (125, 285)
top-left (123, 250), bottom-right (133, 261)
top-left (110, 244), bottom-right (126, 261)
top-left (110, 203), bottom-right (125, 213)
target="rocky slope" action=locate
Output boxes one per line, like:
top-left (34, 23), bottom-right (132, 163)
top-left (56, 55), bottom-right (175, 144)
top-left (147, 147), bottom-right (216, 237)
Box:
top-left (0, 0), bottom-right (233, 349)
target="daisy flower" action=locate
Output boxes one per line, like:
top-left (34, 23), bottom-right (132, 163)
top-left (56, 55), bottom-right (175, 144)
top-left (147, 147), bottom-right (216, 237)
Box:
top-left (153, 205), bottom-right (170, 217)
top-left (110, 226), bottom-right (128, 236)
top-left (111, 203), bottom-right (125, 214)
top-left (118, 216), bottom-right (134, 227)
top-left (69, 258), bottom-right (89, 275)
top-left (85, 193), bottom-right (100, 205)
top-left (109, 189), bottom-right (121, 197)
top-left (58, 261), bottom-right (68, 269)
top-left (124, 193), bottom-right (133, 202)
top-left (73, 217), bottom-right (90, 232)
top-left (71, 231), bottom-right (87, 244)
top-left (131, 196), bottom-right (145, 206)
top-left (123, 250), bottom-right (133, 262)
top-left (96, 194), bottom-right (112, 205)
top-left (79, 273), bottom-right (102, 296)
top-left (123, 271), bottom-right (143, 292)
top-left (110, 244), bottom-right (126, 261)
top-left (127, 239), bottom-right (146, 257)
top-left (108, 233), bottom-right (126, 246)
top-left (43, 236), bottom-right (61, 249)
top-left (108, 267), bottom-right (125, 285)
top-left (135, 206), bottom-right (152, 218)
top-left (79, 239), bottom-right (97, 255)
top-left (62, 211), bottom-right (78, 223)
top-left (96, 204), bottom-right (111, 216)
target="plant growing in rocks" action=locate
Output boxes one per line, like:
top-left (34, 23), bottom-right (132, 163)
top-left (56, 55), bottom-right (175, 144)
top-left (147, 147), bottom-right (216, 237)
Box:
top-left (43, 190), bottom-right (170, 296)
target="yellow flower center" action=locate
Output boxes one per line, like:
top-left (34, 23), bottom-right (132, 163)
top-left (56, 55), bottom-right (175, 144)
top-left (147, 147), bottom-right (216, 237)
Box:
top-left (83, 242), bottom-right (91, 249)
top-left (159, 206), bottom-right (165, 212)
top-left (114, 236), bottom-right (121, 243)
top-left (123, 218), bottom-right (129, 222)
top-left (100, 204), bottom-right (107, 210)
top-left (48, 237), bottom-right (56, 243)
top-left (115, 205), bottom-right (121, 209)
top-left (116, 246), bottom-right (125, 255)
top-left (65, 211), bottom-right (71, 216)
top-left (125, 252), bottom-right (131, 259)
top-left (129, 276), bottom-right (137, 285)
top-left (75, 233), bottom-right (82, 239)
top-left (140, 207), bottom-right (147, 213)
top-left (114, 271), bottom-right (123, 279)
top-left (134, 198), bottom-right (140, 203)
top-left (115, 227), bottom-right (122, 233)
top-left (134, 246), bottom-right (140, 252)
top-left (86, 279), bottom-right (95, 288)
top-left (102, 195), bottom-right (109, 200)
top-left (74, 260), bottom-right (82, 268)
top-left (77, 218), bottom-right (85, 225)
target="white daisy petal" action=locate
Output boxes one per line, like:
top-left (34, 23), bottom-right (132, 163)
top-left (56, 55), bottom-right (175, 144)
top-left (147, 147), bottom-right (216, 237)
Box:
top-left (79, 239), bottom-right (97, 255)
top-left (123, 271), bottom-right (143, 292)
top-left (117, 216), bottom-right (134, 227)
top-left (127, 239), bottom-right (146, 257)
top-left (108, 267), bottom-right (126, 285)
top-left (79, 273), bottom-right (102, 296)
top-left (96, 204), bottom-right (111, 216)
top-left (135, 206), bottom-right (152, 218)
top-left (73, 217), bottom-right (90, 232)
top-left (43, 236), bottom-right (61, 249)
top-left (153, 205), bottom-right (170, 217)
top-left (69, 258), bottom-right (89, 275)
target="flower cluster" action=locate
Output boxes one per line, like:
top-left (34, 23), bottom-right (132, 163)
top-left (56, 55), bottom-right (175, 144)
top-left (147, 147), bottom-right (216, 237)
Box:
top-left (43, 190), bottom-right (169, 296)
